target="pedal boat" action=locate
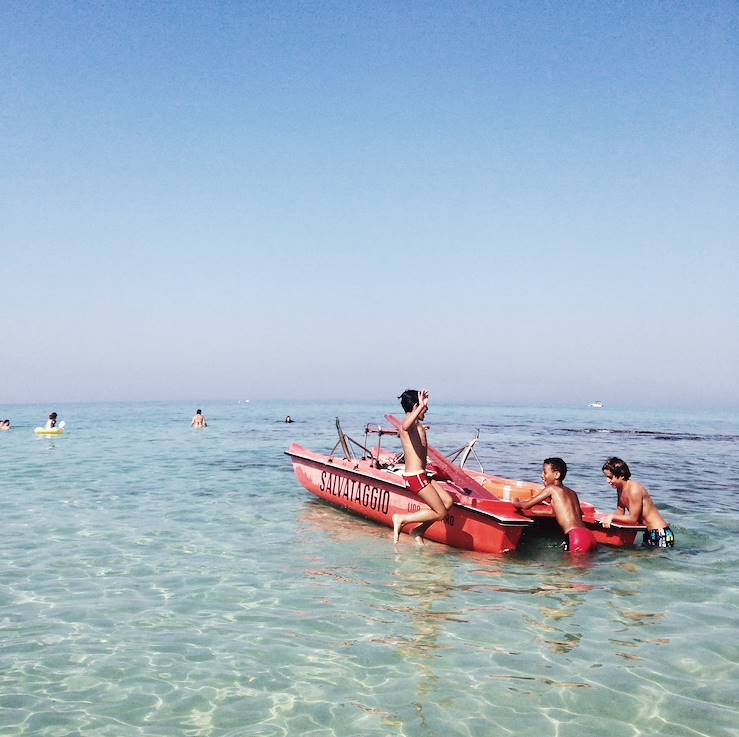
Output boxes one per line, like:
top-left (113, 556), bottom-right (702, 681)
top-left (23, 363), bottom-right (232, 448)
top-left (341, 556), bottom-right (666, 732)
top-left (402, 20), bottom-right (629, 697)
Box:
top-left (286, 417), bottom-right (646, 552)
top-left (286, 418), bottom-right (532, 554)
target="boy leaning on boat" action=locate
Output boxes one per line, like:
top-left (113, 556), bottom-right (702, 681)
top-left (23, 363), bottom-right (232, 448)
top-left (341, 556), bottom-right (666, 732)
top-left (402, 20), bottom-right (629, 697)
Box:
top-left (600, 457), bottom-right (674, 547)
top-left (392, 389), bottom-right (454, 544)
top-left (512, 458), bottom-right (598, 554)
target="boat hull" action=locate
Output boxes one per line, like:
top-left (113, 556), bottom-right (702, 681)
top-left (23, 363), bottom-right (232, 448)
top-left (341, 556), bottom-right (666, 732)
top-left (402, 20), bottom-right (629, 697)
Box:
top-left (287, 444), bottom-right (530, 554)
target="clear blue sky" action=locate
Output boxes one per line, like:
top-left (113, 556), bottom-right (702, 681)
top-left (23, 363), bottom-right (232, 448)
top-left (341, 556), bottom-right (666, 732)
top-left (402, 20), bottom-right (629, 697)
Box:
top-left (2, 1), bottom-right (737, 408)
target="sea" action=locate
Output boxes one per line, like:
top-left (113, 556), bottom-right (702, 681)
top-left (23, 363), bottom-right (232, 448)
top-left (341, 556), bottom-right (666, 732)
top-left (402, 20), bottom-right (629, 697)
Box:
top-left (1, 400), bottom-right (737, 737)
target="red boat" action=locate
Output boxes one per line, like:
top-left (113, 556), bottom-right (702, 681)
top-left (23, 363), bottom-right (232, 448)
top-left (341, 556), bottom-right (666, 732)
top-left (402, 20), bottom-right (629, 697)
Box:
top-left (285, 417), bottom-right (645, 553)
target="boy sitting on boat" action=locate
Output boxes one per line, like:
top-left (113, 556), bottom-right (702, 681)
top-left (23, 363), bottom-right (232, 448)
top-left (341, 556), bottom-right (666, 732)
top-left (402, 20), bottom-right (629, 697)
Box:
top-left (512, 458), bottom-right (598, 554)
top-left (601, 457), bottom-right (674, 547)
top-left (392, 389), bottom-right (454, 544)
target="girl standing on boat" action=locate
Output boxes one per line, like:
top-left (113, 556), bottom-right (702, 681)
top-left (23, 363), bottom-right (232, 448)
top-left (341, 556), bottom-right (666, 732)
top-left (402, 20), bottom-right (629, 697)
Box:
top-left (392, 389), bottom-right (454, 544)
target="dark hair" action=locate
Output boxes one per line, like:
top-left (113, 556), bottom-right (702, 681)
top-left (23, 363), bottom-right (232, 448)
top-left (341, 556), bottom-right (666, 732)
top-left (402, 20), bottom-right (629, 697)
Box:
top-left (196, 409), bottom-right (202, 414)
top-left (602, 457), bottom-right (631, 480)
top-left (49, 412), bottom-right (57, 419)
top-left (543, 457), bottom-right (567, 480)
top-left (398, 389), bottom-right (420, 413)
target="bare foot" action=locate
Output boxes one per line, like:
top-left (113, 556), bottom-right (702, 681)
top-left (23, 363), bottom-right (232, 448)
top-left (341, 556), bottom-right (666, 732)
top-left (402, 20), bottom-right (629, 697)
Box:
top-left (410, 528), bottom-right (426, 545)
top-left (392, 514), bottom-right (405, 544)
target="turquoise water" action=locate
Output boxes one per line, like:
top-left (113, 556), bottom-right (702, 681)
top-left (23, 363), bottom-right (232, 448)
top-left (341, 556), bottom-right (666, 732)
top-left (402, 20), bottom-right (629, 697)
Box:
top-left (1, 400), bottom-right (737, 737)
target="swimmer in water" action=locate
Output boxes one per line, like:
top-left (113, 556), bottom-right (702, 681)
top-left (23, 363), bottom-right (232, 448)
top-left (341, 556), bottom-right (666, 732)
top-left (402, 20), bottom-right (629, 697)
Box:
top-left (601, 457), bottom-right (674, 548)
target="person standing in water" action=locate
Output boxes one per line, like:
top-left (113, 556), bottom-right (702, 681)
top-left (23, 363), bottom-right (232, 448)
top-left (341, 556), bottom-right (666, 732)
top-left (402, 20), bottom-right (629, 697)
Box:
top-left (601, 457), bottom-right (674, 547)
top-left (191, 409), bottom-right (207, 428)
top-left (392, 389), bottom-right (453, 544)
top-left (513, 458), bottom-right (598, 554)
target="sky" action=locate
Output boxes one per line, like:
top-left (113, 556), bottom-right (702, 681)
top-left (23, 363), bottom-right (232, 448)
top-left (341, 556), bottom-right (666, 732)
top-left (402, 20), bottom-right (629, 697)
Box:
top-left (1, 1), bottom-right (737, 409)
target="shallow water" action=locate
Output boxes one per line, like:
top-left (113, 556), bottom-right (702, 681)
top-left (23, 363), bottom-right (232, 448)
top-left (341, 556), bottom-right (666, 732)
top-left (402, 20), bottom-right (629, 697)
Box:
top-left (1, 401), bottom-right (737, 737)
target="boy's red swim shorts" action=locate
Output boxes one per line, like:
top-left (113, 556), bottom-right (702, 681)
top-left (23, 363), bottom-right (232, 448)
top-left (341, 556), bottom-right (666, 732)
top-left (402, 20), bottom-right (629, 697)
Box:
top-left (403, 471), bottom-right (431, 494)
top-left (565, 527), bottom-right (598, 554)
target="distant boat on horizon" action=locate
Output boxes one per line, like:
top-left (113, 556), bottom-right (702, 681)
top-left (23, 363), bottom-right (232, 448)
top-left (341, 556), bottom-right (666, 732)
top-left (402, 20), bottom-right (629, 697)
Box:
top-left (588, 401), bottom-right (604, 408)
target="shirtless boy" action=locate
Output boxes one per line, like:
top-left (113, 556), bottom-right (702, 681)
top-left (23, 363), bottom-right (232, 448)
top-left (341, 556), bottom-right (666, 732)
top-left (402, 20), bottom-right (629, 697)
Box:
top-left (512, 458), bottom-right (597, 554)
top-left (601, 457), bottom-right (674, 547)
top-left (392, 389), bottom-right (453, 544)
top-left (191, 409), bottom-right (207, 428)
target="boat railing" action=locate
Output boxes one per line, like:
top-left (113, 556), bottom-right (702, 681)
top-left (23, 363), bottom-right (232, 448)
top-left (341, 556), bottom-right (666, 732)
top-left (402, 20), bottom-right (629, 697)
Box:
top-left (331, 418), bottom-right (485, 473)
top-left (364, 423), bottom-right (399, 437)
top-left (330, 417), bottom-right (399, 468)
top-left (447, 431), bottom-right (485, 473)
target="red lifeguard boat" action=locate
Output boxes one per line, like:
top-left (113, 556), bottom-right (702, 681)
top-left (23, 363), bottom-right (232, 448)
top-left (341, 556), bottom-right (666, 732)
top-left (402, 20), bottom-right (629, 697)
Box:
top-left (285, 416), bottom-right (645, 554)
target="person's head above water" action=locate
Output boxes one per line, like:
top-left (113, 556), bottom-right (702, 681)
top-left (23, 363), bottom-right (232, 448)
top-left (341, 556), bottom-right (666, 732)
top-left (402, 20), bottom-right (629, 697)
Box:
top-left (543, 457), bottom-right (567, 481)
top-left (195, 409), bottom-right (202, 415)
top-left (285, 415), bottom-right (293, 422)
top-left (602, 457), bottom-right (631, 480)
top-left (398, 389), bottom-right (421, 413)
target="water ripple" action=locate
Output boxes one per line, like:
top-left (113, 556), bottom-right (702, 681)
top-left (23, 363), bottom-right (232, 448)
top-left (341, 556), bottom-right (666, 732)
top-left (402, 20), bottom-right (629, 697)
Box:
top-left (1, 401), bottom-right (738, 736)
